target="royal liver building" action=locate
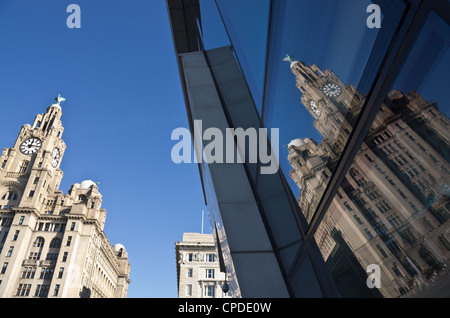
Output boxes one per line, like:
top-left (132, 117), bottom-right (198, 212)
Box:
top-left (287, 59), bottom-right (450, 298)
top-left (0, 97), bottom-right (130, 298)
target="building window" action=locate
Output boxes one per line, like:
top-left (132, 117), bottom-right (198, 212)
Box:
top-left (6, 246), bottom-right (13, 257)
top-left (45, 253), bottom-right (58, 261)
top-left (343, 201), bottom-right (353, 211)
top-left (70, 222), bottom-right (75, 231)
top-left (186, 284), bottom-right (192, 296)
top-left (39, 268), bottom-right (54, 280)
top-left (187, 268), bottom-right (193, 278)
top-left (364, 154), bottom-right (373, 162)
top-left (19, 216), bottom-right (24, 225)
top-left (375, 200), bottom-right (392, 213)
top-left (387, 214), bottom-right (402, 229)
top-left (409, 201), bottom-right (420, 213)
top-left (373, 221), bottom-right (389, 235)
top-left (62, 252), bottom-right (68, 262)
top-left (353, 215), bottom-right (363, 225)
top-left (1, 263), bottom-right (8, 274)
top-left (29, 252), bottom-right (41, 261)
top-left (187, 253), bottom-right (193, 262)
top-left (13, 230), bottom-right (19, 241)
top-left (385, 176), bottom-right (396, 186)
top-left (365, 189), bottom-right (380, 200)
top-left (16, 284), bottom-right (31, 296)
top-left (66, 236), bottom-right (72, 247)
top-left (374, 165), bottom-right (384, 173)
top-left (205, 269), bottom-right (215, 279)
top-left (364, 228), bottom-right (374, 239)
top-left (204, 285), bottom-right (215, 297)
top-left (376, 244), bottom-right (388, 258)
top-left (397, 188), bottom-right (407, 199)
top-left (35, 284), bottom-right (49, 298)
top-left (19, 161), bottom-right (29, 173)
top-left (422, 217), bottom-right (435, 230)
top-left (53, 284), bottom-right (60, 297)
top-left (58, 267), bottom-right (64, 279)
top-left (28, 190), bottom-right (35, 198)
top-left (22, 267), bottom-right (36, 279)
top-left (33, 237), bottom-right (45, 248)
top-left (49, 238), bottom-right (61, 248)
top-left (205, 254), bottom-right (215, 262)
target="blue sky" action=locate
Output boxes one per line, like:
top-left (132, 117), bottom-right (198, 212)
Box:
top-left (0, 0), bottom-right (207, 297)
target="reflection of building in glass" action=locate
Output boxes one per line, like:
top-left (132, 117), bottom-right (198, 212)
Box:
top-left (167, 0), bottom-right (450, 298)
top-left (288, 61), bottom-right (450, 297)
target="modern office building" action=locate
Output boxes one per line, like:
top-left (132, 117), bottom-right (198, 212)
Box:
top-left (175, 232), bottom-right (232, 298)
top-left (166, 0), bottom-right (449, 297)
top-left (0, 98), bottom-right (131, 298)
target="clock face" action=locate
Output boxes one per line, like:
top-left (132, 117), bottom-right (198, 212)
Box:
top-left (51, 148), bottom-right (60, 168)
top-left (20, 138), bottom-right (42, 155)
top-left (308, 100), bottom-right (321, 117)
top-left (322, 82), bottom-right (342, 97)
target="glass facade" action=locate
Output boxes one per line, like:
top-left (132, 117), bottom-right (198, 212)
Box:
top-left (316, 10), bottom-right (450, 298)
top-left (167, 0), bottom-right (450, 297)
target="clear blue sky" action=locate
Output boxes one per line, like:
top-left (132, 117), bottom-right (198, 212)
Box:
top-left (0, 0), bottom-right (208, 297)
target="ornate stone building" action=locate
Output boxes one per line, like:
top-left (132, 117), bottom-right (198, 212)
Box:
top-left (287, 60), bottom-right (450, 297)
top-left (176, 233), bottom-right (232, 298)
top-left (0, 97), bottom-right (130, 298)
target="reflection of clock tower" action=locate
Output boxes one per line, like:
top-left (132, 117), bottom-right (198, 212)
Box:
top-left (290, 60), bottom-right (364, 156)
top-left (3, 97), bottom-right (67, 210)
top-left (286, 59), bottom-right (366, 222)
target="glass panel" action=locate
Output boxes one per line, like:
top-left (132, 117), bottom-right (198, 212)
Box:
top-left (263, 0), bottom-right (406, 226)
top-left (205, 47), bottom-right (303, 274)
top-left (216, 0), bottom-right (271, 114)
top-left (313, 11), bottom-right (450, 298)
top-left (199, 0), bottom-right (231, 50)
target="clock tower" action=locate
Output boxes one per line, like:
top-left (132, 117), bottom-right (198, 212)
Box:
top-left (0, 97), bottom-right (130, 298)
top-left (1, 97), bottom-right (66, 211)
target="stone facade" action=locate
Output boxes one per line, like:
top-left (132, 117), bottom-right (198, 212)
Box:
top-left (176, 233), bottom-right (231, 298)
top-left (0, 99), bottom-right (130, 298)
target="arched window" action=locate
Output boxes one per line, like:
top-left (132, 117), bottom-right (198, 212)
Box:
top-left (33, 237), bottom-right (45, 248)
top-left (49, 238), bottom-right (62, 248)
top-left (30, 237), bottom-right (45, 261)
top-left (1, 192), bottom-right (18, 201)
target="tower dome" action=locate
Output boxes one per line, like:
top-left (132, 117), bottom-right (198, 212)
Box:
top-left (113, 243), bottom-right (126, 252)
top-left (288, 139), bottom-right (305, 148)
top-left (79, 180), bottom-right (96, 189)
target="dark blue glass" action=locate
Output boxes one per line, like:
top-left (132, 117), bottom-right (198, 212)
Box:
top-left (216, 0), bottom-right (271, 114)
